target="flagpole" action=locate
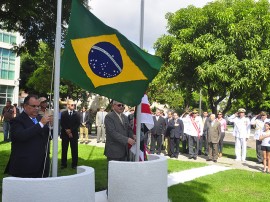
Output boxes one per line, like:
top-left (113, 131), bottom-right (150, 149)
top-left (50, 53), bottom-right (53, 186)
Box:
top-left (140, 0), bottom-right (144, 48)
top-left (52, 0), bottom-right (62, 177)
top-left (135, 0), bottom-right (145, 162)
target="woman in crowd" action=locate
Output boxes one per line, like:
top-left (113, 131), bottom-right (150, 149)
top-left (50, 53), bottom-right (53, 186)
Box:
top-left (259, 122), bottom-right (270, 173)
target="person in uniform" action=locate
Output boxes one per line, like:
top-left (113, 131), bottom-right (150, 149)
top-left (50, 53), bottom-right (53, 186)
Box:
top-left (228, 108), bottom-right (251, 161)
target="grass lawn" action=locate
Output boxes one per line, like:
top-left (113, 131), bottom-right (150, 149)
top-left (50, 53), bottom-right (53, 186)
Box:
top-left (0, 132), bottom-right (267, 202)
top-left (221, 143), bottom-right (257, 162)
top-left (168, 169), bottom-right (270, 202)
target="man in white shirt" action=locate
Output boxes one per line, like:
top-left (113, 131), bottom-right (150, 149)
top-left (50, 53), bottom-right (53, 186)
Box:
top-left (228, 108), bottom-right (251, 161)
top-left (250, 111), bottom-right (269, 164)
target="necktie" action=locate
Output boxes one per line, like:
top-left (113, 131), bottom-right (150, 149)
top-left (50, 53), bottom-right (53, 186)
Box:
top-left (32, 118), bottom-right (38, 124)
top-left (69, 112), bottom-right (72, 116)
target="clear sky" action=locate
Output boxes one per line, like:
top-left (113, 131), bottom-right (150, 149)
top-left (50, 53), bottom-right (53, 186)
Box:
top-left (90, 0), bottom-right (213, 54)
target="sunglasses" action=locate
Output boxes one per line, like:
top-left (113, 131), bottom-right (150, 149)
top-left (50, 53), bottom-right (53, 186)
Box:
top-left (69, 104), bottom-right (74, 106)
top-left (218, 114), bottom-right (222, 115)
top-left (28, 104), bottom-right (40, 108)
top-left (116, 104), bottom-right (124, 107)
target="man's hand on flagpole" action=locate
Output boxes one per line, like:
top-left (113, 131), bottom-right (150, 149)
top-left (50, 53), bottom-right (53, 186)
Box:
top-left (128, 138), bottom-right (135, 145)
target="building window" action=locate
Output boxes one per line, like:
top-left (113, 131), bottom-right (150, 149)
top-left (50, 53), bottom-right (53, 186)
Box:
top-left (0, 85), bottom-right (14, 113)
top-left (0, 48), bottom-right (16, 80)
top-left (0, 32), bottom-right (16, 45)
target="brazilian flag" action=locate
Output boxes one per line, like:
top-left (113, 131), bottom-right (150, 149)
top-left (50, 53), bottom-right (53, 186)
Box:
top-left (61, 0), bottom-right (162, 106)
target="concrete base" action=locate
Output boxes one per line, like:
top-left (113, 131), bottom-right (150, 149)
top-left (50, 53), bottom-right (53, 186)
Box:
top-left (108, 154), bottom-right (168, 202)
top-left (2, 166), bottom-right (95, 202)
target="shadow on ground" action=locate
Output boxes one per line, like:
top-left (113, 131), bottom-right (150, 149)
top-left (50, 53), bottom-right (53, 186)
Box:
top-left (169, 181), bottom-right (209, 202)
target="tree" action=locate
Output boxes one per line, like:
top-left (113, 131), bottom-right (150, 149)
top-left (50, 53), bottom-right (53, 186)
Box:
top-left (153, 0), bottom-right (270, 114)
top-left (0, 0), bottom-right (88, 54)
top-left (25, 42), bottom-right (54, 95)
top-left (20, 42), bottom-right (87, 99)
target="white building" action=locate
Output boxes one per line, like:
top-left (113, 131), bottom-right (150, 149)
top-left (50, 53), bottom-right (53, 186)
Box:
top-left (0, 30), bottom-right (21, 112)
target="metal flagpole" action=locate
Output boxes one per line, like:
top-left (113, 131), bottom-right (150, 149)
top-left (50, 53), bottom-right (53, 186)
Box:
top-left (135, 0), bottom-right (145, 162)
top-left (52, 0), bottom-right (62, 177)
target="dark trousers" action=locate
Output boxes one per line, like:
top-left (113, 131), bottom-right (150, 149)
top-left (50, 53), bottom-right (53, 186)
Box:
top-left (61, 135), bottom-right (78, 167)
top-left (189, 136), bottom-right (199, 157)
top-left (170, 137), bottom-right (180, 157)
top-left (208, 142), bottom-right (218, 160)
top-left (256, 140), bottom-right (263, 163)
top-left (88, 122), bottom-right (93, 134)
top-left (144, 131), bottom-right (150, 149)
top-left (199, 134), bottom-right (208, 155)
top-left (3, 121), bottom-right (10, 141)
top-left (218, 132), bottom-right (225, 153)
top-left (182, 133), bottom-right (189, 153)
top-left (150, 134), bottom-right (162, 154)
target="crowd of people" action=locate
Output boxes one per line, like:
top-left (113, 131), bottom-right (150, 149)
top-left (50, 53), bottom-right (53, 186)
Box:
top-left (2, 96), bottom-right (270, 178)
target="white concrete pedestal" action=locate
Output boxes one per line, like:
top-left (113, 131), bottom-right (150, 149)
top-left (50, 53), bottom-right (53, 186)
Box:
top-left (2, 166), bottom-right (95, 202)
top-left (108, 154), bottom-right (168, 202)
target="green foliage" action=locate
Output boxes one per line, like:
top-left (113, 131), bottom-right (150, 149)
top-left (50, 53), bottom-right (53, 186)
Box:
top-left (153, 0), bottom-right (270, 114)
top-left (20, 42), bottom-right (87, 99)
top-left (26, 42), bottom-right (54, 94)
top-left (0, 0), bottom-right (88, 54)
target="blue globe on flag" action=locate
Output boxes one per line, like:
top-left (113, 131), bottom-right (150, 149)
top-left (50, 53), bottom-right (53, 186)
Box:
top-left (88, 42), bottom-right (123, 78)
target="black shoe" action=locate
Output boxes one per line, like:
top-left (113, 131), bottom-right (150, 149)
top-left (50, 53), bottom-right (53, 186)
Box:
top-left (102, 141), bottom-right (106, 143)
top-left (213, 160), bottom-right (217, 163)
top-left (204, 153), bottom-right (208, 156)
top-left (188, 156), bottom-right (193, 159)
top-left (193, 157), bottom-right (197, 160)
top-left (257, 161), bottom-right (263, 164)
top-left (61, 165), bottom-right (67, 169)
top-left (206, 159), bottom-right (212, 161)
top-left (97, 140), bottom-right (101, 143)
top-left (170, 155), bottom-right (175, 158)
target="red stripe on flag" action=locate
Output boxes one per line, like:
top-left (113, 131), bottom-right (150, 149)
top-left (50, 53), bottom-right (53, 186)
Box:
top-left (141, 103), bottom-right (151, 114)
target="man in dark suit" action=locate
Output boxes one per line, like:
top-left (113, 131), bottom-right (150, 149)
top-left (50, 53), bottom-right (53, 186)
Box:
top-left (88, 108), bottom-right (95, 135)
top-left (164, 111), bottom-right (173, 156)
top-left (168, 112), bottom-right (184, 158)
top-left (60, 100), bottom-right (80, 169)
top-left (79, 106), bottom-right (90, 143)
top-left (104, 100), bottom-right (135, 161)
top-left (199, 111), bottom-right (209, 156)
top-left (150, 109), bottom-right (166, 155)
top-left (205, 114), bottom-right (221, 162)
top-left (5, 95), bottom-right (52, 178)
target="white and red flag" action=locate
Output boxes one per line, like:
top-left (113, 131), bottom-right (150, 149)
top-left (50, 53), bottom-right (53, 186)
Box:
top-left (140, 94), bottom-right (154, 130)
top-left (130, 94), bottom-right (154, 161)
